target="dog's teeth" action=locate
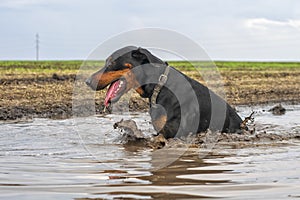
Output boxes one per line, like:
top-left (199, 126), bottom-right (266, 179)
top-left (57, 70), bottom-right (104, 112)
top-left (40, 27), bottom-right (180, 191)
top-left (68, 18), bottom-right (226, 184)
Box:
top-left (118, 81), bottom-right (123, 89)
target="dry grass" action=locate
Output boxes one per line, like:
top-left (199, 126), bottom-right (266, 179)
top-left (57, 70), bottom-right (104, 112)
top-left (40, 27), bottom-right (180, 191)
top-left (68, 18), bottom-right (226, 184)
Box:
top-left (0, 61), bottom-right (299, 120)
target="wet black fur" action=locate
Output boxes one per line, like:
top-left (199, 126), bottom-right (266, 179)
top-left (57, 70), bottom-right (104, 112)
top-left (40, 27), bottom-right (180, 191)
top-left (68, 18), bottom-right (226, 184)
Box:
top-left (86, 46), bottom-right (243, 138)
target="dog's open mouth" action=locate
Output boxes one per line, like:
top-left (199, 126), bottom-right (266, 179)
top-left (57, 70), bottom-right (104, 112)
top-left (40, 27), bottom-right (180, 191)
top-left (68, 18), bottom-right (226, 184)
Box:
top-left (104, 79), bottom-right (127, 107)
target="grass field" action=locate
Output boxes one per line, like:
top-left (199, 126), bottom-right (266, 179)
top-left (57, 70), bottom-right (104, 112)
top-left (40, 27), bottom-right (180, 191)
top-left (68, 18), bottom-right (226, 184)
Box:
top-left (1, 60), bottom-right (300, 73)
top-left (0, 60), bottom-right (299, 120)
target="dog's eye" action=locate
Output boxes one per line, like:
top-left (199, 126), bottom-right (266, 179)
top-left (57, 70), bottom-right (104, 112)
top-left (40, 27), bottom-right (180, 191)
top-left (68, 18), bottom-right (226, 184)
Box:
top-left (106, 61), bottom-right (115, 69)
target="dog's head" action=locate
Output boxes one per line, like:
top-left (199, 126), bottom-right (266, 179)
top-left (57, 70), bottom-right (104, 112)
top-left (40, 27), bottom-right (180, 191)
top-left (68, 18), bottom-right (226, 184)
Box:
top-left (85, 46), bottom-right (166, 107)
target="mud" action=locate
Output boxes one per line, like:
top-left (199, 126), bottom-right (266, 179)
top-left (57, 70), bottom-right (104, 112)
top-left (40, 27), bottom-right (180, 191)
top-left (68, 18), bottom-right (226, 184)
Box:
top-left (268, 104), bottom-right (286, 115)
top-left (1, 67), bottom-right (299, 120)
top-left (114, 119), bottom-right (300, 149)
top-left (114, 119), bottom-right (167, 149)
top-left (0, 74), bottom-right (76, 85)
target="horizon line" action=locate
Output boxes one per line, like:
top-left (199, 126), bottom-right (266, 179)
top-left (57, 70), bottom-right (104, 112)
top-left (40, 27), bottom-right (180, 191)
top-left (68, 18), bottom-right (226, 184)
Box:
top-left (0, 59), bottom-right (300, 63)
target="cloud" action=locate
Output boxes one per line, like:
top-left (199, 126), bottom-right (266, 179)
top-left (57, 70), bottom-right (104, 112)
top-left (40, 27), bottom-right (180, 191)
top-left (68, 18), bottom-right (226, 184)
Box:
top-left (0, 0), bottom-right (45, 8)
top-left (0, 0), bottom-right (70, 10)
top-left (289, 19), bottom-right (300, 30)
top-left (245, 18), bottom-right (300, 31)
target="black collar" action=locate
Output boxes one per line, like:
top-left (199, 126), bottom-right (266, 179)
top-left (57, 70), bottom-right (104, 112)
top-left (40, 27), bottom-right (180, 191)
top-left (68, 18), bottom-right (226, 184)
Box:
top-left (150, 65), bottom-right (170, 108)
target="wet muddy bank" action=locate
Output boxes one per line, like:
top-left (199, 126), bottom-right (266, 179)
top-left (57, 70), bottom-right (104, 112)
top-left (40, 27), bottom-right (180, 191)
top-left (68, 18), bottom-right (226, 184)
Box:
top-left (1, 97), bottom-right (299, 121)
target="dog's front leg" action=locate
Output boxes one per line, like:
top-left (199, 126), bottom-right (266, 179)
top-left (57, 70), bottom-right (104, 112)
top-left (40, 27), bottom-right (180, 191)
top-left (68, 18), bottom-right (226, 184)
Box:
top-left (150, 105), bottom-right (167, 135)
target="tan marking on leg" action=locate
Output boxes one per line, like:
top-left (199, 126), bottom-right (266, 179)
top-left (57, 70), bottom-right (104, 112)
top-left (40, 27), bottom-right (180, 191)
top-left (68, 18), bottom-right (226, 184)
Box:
top-left (152, 114), bottom-right (167, 133)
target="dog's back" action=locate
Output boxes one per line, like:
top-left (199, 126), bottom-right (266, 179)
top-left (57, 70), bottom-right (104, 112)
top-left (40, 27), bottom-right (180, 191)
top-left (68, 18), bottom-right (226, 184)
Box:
top-left (150, 66), bottom-right (243, 138)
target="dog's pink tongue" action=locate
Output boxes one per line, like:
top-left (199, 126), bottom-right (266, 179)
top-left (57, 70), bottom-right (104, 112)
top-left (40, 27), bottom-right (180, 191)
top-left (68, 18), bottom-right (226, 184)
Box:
top-left (104, 80), bottom-right (120, 107)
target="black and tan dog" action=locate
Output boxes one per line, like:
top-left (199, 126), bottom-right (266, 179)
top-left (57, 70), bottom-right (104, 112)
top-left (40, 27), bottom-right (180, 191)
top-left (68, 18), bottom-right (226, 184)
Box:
top-left (86, 46), bottom-right (243, 138)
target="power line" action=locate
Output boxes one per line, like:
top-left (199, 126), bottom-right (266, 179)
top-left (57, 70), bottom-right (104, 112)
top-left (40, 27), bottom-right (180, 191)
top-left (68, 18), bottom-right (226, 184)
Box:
top-left (36, 33), bottom-right (39, 61)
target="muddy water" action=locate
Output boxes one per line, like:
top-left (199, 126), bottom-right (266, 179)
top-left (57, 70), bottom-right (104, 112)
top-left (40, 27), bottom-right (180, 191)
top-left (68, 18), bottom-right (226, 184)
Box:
top-left (0, 104), bottom-right (299, 200)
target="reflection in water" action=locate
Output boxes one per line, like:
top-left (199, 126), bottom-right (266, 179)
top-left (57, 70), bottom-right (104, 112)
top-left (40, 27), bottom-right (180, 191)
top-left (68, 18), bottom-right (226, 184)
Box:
top-left (0, 104), bottom-right (300, 199)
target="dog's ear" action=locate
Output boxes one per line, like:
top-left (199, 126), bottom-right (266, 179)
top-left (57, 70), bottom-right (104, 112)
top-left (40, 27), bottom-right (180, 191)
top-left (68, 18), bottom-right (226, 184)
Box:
top-left (131, 47), bottom-right (147, 61)
top-left (131, 47), bottom-right (165, 65)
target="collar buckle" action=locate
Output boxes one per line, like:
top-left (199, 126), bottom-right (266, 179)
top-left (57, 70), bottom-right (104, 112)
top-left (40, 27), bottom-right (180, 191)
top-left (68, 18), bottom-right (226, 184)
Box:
top-left (158, 74), bottom-right (168, 85)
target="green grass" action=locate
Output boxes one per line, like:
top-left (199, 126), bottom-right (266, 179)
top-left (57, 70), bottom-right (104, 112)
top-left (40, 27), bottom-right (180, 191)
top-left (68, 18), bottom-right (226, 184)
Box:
top-left (0, 60), bottom-right (104, 74)
top-left (0, 60), bottom-right (299, 74)
top-left (170, 61), bottom-right (300, 71)
top-left (215, 61), bottom-right (300, 70)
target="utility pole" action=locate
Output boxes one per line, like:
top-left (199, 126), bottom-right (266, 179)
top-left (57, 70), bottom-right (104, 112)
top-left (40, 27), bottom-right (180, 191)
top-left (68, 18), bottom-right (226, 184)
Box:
top-left (36, 33), bottom-right (39, 61)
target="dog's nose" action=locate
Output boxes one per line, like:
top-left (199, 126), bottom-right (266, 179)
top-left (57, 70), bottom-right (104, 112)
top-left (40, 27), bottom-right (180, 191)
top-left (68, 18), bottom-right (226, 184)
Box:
top-left (85, 77), bottom-right (92, 86)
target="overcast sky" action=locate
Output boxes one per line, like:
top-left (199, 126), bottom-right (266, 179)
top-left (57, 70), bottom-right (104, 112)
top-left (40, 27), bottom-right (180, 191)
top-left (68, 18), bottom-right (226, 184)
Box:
top-left (0, 0), bottom-right (300, 61)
